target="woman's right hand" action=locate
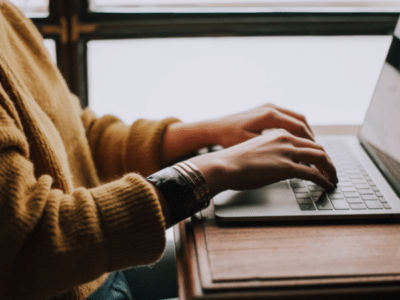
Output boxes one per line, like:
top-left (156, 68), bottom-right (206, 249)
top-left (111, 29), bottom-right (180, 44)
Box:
top-left (187, 128), bottom-right (338, 198)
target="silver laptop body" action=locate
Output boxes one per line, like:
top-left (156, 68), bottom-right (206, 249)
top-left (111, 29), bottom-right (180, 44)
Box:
top-left (214, 19), bottom-right (400, 223)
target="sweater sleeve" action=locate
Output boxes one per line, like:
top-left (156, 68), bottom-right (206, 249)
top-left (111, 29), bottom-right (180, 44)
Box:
top-left (0, 101), bottom-right (166, 300)
top-left (81, 107), bottom-right (180, 181)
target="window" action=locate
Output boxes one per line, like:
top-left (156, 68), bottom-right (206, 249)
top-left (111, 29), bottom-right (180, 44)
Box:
top-left (88, 35), bottom-right (391, 125)
top-left (43, 39), bottom-right (57, 63)
top-left (8, 0), bottom-right (49, 18)
top-left (16, 0), bottom-right (395, 109)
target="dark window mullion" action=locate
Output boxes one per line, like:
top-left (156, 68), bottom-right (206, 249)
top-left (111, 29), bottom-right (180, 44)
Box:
top-left (79, 13), bottom-right (398, 40)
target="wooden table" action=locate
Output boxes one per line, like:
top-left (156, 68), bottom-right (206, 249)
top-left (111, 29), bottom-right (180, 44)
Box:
top-left (174, 125), bottom-right (400, 300)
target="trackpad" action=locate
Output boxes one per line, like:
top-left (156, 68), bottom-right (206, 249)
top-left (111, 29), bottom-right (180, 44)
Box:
top-left (214, 181), bottom-right (298, 221)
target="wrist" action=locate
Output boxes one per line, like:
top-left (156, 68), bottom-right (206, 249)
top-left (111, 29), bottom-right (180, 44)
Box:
top-left (193, 118), bottom-right (224, 146)
top-left (187, 152), bottom-right (228, 198)
top-left (146, 166), bottom-right (210, 227)
top-left (162, 120), bottom-right (221, 166)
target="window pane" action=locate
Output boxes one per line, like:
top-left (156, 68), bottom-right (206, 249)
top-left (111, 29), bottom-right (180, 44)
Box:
top-left (8, 0), bottom-right (49, 18)
top-left (43, 39), bottom-right (56, 64)
top-left (88, 35), bottom-right (391, 126)
top-left (90, 0), bottom-right (400, 12)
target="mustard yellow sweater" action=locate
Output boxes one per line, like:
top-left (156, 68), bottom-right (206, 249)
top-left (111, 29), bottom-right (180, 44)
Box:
top-left (0, 2), bottom-right (179, 299)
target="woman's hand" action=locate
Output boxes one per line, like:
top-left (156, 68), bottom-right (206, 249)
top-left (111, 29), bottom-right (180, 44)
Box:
top-left (206, 103), bottom-right (315, 148)
top-left (162, 103), bottom-right (314, 166)
top-left (188, 129), bottom-right (338, 198)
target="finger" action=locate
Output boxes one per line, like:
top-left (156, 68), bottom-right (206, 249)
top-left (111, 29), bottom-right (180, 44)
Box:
top-left (288, 161), bottom-right (335, 191)
top-left (271, 105), bottom-right (314, 138)
top-left (269, 110), bottom-right (315, 141)
top-left (279, 134), bottom-right (324, 151)
top-left (290, 148), bottom-right (338, 184)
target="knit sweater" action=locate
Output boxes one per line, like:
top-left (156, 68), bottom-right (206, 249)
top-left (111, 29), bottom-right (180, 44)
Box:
top-left (0, 2), bottom-right (179, 300)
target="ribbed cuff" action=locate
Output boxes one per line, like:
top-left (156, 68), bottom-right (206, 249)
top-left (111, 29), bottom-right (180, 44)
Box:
top-left (90, 173), bottom-right (166, 271)
top-left (124, 117), bottom-right (180, 177)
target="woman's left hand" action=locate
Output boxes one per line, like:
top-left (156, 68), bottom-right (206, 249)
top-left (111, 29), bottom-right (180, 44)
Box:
top-left (205, 103), bottom-right (315, 148)
top-left (162, 103), bottom-right (314, 166)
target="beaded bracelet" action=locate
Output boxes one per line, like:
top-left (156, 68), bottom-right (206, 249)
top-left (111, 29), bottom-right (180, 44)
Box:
top-left (146, 161), bottom-right (211, 226)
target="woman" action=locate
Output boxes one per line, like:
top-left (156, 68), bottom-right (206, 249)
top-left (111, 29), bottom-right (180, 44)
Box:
top-left (0, 1), bottom-right (337, 300)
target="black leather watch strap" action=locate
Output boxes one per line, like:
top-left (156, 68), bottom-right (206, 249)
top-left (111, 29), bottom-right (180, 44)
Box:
top-left (146, 167), bottom-right (206, 226)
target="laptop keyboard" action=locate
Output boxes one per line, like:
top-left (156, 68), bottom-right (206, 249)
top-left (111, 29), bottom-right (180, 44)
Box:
top-left (290, 141), bottom-right (391, 211)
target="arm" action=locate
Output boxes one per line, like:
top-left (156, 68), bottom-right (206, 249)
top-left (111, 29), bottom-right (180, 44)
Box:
top-left (154, 104), bottom-right (337, 229)
top-left (81, 108), bottom-right (180, 180)
top-left (0, 104), bottom-right (166, 300)
top-left (149, 127), bottom-right (338, 230)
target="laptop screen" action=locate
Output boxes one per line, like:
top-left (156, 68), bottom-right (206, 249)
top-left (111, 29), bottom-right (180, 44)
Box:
top-left (358, 18), bottom-right (400, 197)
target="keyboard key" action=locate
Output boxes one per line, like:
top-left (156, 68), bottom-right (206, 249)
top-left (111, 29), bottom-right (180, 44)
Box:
top-left (383, 203), bottom-right (392, 209)
top-left (311, 191), bottom-right (324, 197)
top-left (354, 183), bottom-right (370, 189)
top-left (341, 187), bottom-right (357, 192)
top-left (361, 194), bottom-right (378, 201)
top-left (375, 192), bottom-right (384, 197)
top-left (331, 200), bottom-right (350, 210)
top-left (308, 185), bottom-right (324, 191)
top-left (365, 201), bottom-right (383, 209)
top-left (329, 194), bottom-right (345, 200)
top-left (370, 186), bottom-right (380, 192)
top-left (350, 203), bottom-right (367, 210)
top-left (367, 180), bottom-right (375, 185)
top-left (338, 176), bottom-right (350, 182)
top-left (299, 204), bottom-right (316, 211)
top-left (348, 174), bottom-right (363, 179)
top-left (339, 182), bottom-right (354, 187)
top-left (364, 175), bottom-right (372, 181)
top-left (341, 160), bottom-right (354, 164)
top-left (343, 163), bottom-right (356, 168)
top-left (295, 192), bottom-right (310, 199)
top-left (297, 197), bottom-right (313, 204)
top-left (290, 180), bottom-right (305, 188)
top-left (351, 179), bottom-right (367, 184)
top-left (357, 189), bottom-right (374, 195)
top-left (343, 166), bottom-right (357, 170)
top-left (293, 187), bottom-right (308, 193)
top-left (328, 188), bottom-right (341, 194)
top-left (378, 197), bottom-right (387, 203)
top-left (346, 169), bottom-right (360, 174)
top-left (343, 192), bottom-right (359, 198)
top-left (315, 195), bottom-right (333, 210)
top-left (346, 197), bottom-right (363, 204)
top-left (337, 156), bottom-right (350, 160)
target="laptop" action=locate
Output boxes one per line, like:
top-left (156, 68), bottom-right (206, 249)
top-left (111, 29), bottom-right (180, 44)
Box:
top-left (214, 19), bottom-right (400, 223)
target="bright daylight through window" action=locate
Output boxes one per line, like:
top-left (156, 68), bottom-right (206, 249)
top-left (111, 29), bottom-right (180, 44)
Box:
top-left (88, 35), bottom-right (391, 126)
top-left (89, 0), bottom-right (400, 12)
top-left (8, 0), bottom-right (48, 18)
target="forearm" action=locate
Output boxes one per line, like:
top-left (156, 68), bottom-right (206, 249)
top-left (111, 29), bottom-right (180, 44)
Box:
top-left (82, 108), bottom-right (180, 177)
top-left (4, 170), bottom-right (166, 300)
top-left (161, 121), bottom-right (218, 167)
